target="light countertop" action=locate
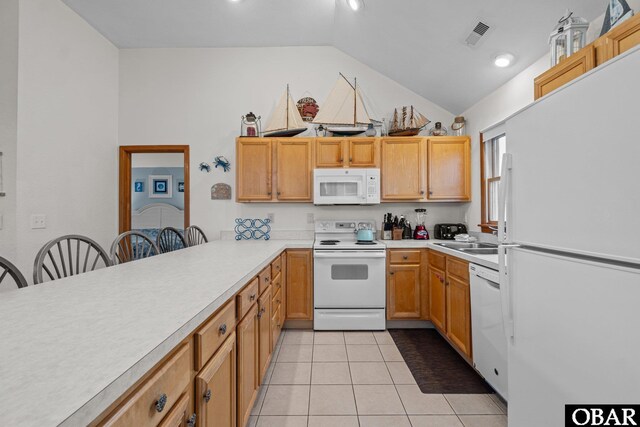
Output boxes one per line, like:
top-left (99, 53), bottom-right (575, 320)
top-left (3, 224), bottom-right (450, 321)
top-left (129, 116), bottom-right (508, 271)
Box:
top-left (383, 239), bottom-right (499, 270)
top-left (0, 240), bottom-right (312, 427)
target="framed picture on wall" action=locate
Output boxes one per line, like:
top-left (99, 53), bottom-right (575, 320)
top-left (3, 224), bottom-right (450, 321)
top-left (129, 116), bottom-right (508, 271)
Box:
top-left (177, 181), bottom-right (184, 193)
top-left (134, 181), bottom-right (144, 192)
top-left (149, 175), bottom-right (172, 198)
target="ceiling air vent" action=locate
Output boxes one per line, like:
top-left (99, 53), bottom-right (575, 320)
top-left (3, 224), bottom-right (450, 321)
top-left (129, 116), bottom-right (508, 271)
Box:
top-left (465, 21), bottom-right (490, 46)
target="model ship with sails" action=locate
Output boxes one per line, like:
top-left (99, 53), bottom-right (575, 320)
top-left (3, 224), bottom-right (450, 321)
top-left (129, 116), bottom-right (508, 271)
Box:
top-left (388, 106), bottom-right (430, 136)
top-left (263, 85), bottom-right (308, 137)
top-left (313, 73), bottom-right (378, 136)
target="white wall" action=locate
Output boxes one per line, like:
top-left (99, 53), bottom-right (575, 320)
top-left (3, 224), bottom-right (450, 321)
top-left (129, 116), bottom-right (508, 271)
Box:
top-left (132, 153), bottom-right (184, 168)
top-left (119, 46), bottom-right (465, 239)
top-left (0, 0), bottom-right (19, 265)
top-left (14, 0), bottom-right (119, 280)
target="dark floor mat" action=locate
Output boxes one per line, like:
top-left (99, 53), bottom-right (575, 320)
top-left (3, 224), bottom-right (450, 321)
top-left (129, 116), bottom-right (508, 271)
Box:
top-left (389, 328), bottom-right (493, 394)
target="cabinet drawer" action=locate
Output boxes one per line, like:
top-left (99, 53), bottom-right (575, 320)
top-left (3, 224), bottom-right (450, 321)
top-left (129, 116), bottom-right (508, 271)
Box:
top-left (100, 342), bottom-right (192, 427)
top-left (258, 267), bottom-right (272, 295)
top-left (237, 278), bottom-right (259, 320)
top-left (272, 270), bottom-right (282, 296)
top-left (428, 250), bottom-right (446, 271)
top-left (447, 256), bottom-right (469, 281)
top-left (271, 256), bottom-right (282, 278)
top-left (271, 304), bottom-right (282, 346)
top-left (194, 300), bottom-right (236, 370)
top-left (389, 250), bottom-right (421, 264)
top-left (272, 286), bottom-right (282, 308)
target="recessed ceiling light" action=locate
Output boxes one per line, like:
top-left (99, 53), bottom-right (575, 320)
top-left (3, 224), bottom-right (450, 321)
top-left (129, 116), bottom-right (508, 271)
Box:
top-left (494, 53), bottom-right (514, 68)
top-left (228, 0), bottom-right (242, 3)
top-left (347, 0), bottom-right (364, 11)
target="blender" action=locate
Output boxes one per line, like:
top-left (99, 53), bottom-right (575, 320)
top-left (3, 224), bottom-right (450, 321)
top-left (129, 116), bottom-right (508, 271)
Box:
top-left (413, 208), bottom-right (429, 240)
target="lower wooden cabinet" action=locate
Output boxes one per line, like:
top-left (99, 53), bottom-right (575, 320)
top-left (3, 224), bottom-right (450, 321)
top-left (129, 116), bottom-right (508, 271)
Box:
top-left (237, 304), bottom-right (259, 427)
top-left (387, 249), bottom-right (428, 320)
top-left (258, 285), bottom-right (272, 382)
top-left (427, 251), bottom-right (472, 359)
top-left (195, 333), bottom-right (236, 427)
top-left (286, 249), bottom-right (313, 320)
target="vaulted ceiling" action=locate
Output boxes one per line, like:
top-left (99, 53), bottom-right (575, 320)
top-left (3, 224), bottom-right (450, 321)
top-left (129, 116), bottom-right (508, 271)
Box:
top-left (62, 0), bottom-right (606, 113)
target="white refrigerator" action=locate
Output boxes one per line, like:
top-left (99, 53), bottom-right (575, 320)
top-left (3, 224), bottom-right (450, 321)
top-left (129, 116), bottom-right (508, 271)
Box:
top-left (499, 46), bottom-right (640, 426)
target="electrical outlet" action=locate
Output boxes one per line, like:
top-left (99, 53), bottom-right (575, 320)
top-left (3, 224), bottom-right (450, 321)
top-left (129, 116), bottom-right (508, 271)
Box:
top-left (30, 214), bottom-right (46, 229)
top-left (307, 213), bottom-right (314, 224)
top-left (267, 213), bottom-right (275, 223)
top-left (0, 214), bottom-right (3, 230)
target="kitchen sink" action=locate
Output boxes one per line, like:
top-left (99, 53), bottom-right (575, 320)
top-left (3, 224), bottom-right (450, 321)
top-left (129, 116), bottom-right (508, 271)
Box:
top-left (434, 242), bottom-right (498, 249)
top-left (433, 242), bottom-right (499, 255)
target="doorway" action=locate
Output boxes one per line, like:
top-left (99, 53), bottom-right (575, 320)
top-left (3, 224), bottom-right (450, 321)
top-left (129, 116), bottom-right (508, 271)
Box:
top-left (118, 145), bottom-right (190, 234)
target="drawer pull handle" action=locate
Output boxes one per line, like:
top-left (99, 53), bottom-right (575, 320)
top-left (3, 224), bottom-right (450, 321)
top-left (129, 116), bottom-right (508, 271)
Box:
top-left (257, 307), bottom-right (266, 318)
top-left (265, 277), bottom-right (270, 282)
top-left (219, 323), bottom-right (227, 335)
top-left (250, 294), bottom-right (256, 301)
top-left (277, 299), bottom-right (281, 304)
top-left (390, 272), bottom-right (395, 275)
top-left (155, 393), bottom-right (168, 413)
top-left (187, 413), bottom-right (197, 427)
top-left (204, 389), bottom-right (212, 403)
top-left (403, 255), bottom-right (408, 260)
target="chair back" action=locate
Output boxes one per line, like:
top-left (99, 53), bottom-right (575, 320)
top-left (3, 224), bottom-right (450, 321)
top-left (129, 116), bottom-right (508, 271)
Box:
top-left (0, 256), bottom-right (28, 289)
top-left (110, 231), bottom-right (159, 265)
top-left (185, 225), bottom-right (208, 247)
top-left (33, 235), bottom-right (111, 284)
top-left (156, 227), bottom-right (187, 253)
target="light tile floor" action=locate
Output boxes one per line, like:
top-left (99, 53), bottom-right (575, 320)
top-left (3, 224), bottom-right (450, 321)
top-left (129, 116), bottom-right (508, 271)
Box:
top-left (251, 330), bottom-right (507, 427)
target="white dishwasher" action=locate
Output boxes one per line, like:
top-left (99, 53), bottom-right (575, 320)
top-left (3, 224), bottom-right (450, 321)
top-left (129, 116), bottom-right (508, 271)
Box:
top-left (469, 263), bottom-right (508, 400)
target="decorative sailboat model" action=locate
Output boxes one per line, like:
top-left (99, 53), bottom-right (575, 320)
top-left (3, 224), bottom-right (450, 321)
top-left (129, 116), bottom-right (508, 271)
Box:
top-left (313, 73), bottom-right (373, 136)
top-left (263, 85), bottom-right (308, 138)
top-left (388, 106), bottom-right (430, 136)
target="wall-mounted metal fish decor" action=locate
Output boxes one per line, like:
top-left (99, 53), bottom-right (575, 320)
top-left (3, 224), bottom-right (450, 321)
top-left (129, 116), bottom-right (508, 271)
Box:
top-left (199, 162), bottom-right (211, 173)
top-left (214, 156), bottom-right (231, 172)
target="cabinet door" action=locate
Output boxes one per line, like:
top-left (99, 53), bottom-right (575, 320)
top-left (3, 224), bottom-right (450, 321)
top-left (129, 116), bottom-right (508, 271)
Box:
top-left (271, 304), bottom-right (282, 348)
top-left (348, 138), bottom-right (378, 167)
top-left (429, 267), bottom-right (446, 332)
top-left (381, 138), bottom-right (424, 200)
top-left (605, 13), bottom-right (640, 59)
top-left (533, 45), bottom-right (595, 100)
top-left (387, 264), bottom-right (422, 320)
top-left (276, 139), bottom-right (313, 201)
top-left (446, 275), bottom-right (472, 358)
top-left (196, 333), bottom-right (236, 427)
top-left (286, 250), bottom-right (313, 320)
top-left (316, 139), bottom-right (345, 168)
top-left (427, 137), bottom-right (471, 201)
top-left (157, 393), bottom-right (192, 427)
top-left (258, 286), bottom-right (272, 383)
top-left (237, 305), bottom-right (258, 427)
top-left (236, 138), bottom-right (272, 201)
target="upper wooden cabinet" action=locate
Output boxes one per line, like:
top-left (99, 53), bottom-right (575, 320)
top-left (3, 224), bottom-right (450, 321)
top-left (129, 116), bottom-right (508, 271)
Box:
top-left (534, 45), bottom-right (596, 100)
top-left (381, 137), bottom-right (424, 200)
top-left (380, 136), bottom-right (470, 202)
top-left (534, 13), bottom-right (640, 100)
top-left (275, 138), bottom-right (313, 201)
top-left (236, 138), bottom-right (272, 201)
top-left (427, 137), bottom-right (471, 201)
top-left (315, 138), bottom-right (379, 168)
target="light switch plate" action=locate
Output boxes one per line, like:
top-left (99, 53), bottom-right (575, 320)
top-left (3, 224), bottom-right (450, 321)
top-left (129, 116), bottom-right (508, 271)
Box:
top-left (267, 213), bottom-right (275, 223)
top-left (30, 214), bottom-right (46, 229)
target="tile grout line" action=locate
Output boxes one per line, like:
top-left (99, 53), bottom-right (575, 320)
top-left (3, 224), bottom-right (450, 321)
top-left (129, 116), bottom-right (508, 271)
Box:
top-left (345, 339), bottom-right (362, 427)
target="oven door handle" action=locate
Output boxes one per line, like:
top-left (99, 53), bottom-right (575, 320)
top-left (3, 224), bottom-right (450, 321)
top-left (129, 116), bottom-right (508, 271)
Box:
top-left (314, 251), bottom-right (387, 259)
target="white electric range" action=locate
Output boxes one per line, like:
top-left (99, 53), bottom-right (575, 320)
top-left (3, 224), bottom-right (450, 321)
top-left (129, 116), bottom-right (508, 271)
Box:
top-left (313, 220), bottom-right (387, 330)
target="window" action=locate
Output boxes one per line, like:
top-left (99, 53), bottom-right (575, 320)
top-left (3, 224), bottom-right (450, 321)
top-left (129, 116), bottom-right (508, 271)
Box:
top-left (480, 131), bottom-right (506, 232)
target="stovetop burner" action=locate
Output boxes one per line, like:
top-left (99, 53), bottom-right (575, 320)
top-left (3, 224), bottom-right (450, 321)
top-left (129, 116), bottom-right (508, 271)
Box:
top-left (356, 241), bottom-right (377, 245)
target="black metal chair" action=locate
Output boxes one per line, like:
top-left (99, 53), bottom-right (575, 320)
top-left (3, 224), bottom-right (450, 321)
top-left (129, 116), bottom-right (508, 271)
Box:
top-left (33, 235), bottom-right (111, 284)
top-left (110, 231), bottom-right (160, 265)
top-left (0, 256), bottom-right (28, 289)
top-left (185, 225), bottom-right (208, 247)
top-left (156, 227), bottom-right (187, 253)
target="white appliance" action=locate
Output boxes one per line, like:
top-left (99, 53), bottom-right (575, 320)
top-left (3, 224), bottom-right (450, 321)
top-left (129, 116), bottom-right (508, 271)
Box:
top-left (499, 47), bottom-right (640, 427)
top-left (313, 220), bottom-right (386, 330)
top-left (313, 168), bottom-right (380, 205)
top-left (469, 264), bottom-right (508, 400)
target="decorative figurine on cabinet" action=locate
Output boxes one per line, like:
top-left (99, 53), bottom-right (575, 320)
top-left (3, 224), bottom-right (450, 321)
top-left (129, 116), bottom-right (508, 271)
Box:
top-left (240, 112), bottom-right (261, 137)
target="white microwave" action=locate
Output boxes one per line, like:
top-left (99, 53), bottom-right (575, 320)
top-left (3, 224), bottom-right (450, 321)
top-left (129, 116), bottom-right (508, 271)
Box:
top-left (313, 168), bottom-right (380, 205)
